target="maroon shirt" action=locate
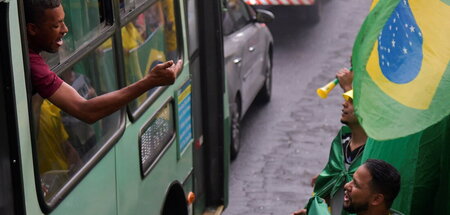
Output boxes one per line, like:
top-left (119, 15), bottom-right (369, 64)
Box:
top-left (29, 50), bottom-right (63, 98)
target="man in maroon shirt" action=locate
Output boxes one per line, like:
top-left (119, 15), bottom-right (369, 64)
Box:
top-left (25, 0), bottom-right (182, 123)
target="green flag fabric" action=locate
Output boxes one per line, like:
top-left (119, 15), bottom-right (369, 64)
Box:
top-left (314, 127), bottom-right (363, 199)
top-left (352, 0), bottom-right (450, 140)
top-left (361, 115), bottom-right (450, 214)
top-left (305, 196), bottom-right (331, 215)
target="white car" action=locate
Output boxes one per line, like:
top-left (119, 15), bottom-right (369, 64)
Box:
top-left (223, 0), bottom-right (274, 159)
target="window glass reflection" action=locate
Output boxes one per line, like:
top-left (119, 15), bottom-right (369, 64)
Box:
top-left (223, 0), bottom-right (251, 34)
top-left (187, 0), bottom-right (198, 56)
top-left (43, 0), bottom-right (106, 68)
top-left (121, 0), bottom-right (179, 112)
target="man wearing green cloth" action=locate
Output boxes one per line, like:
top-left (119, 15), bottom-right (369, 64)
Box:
top-left (293, 159), bottom-right (403, 215)
top-left (311, 89), bottom-right (368, 215)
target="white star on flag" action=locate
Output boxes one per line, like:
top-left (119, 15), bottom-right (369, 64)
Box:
top-left (403, 48), bottom-right (408, 54)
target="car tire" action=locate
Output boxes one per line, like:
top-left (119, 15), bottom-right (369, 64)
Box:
top-left (257, 52), bottom-right (272, 103)
top-left (306, 0), bottom-right (321, 24)
top-left (230, 99), bottom-right (241, 160)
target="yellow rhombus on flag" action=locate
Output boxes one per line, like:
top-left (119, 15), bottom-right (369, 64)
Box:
top-left (352, 0), bottom-right (450, 140)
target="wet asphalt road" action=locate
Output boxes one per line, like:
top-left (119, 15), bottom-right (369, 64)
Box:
top-left (223, 1), bottom-right (371, 214)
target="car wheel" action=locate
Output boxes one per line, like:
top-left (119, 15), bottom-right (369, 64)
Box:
top-left (306, 0), bottom-right (321, 24)
top-left (230, 99), bottom-right (241, 160)
top-left (257, 52), bottom-right (272, 103)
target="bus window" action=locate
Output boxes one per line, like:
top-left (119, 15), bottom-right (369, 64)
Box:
top-left (34, 39), bottom-right (121, 204)
top-left (187, 0), bottom-right (199, 57)
top-left (42, 0), bottom-right (107, 68)
top-left (119, 0), bottom-right (151, 16)
top-left (121, 0), bottom-right (180, 113)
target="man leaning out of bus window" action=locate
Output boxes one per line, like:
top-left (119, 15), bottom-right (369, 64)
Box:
top-left (24, 0), bottom-right (182, 124)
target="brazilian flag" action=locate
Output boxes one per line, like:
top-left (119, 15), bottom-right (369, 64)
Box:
top-left (352, 0), bottom-right (450, 140)
top-left (353, 0), bottom-right (450, 214)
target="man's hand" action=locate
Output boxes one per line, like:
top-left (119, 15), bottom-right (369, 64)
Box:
top-left (292, 209), bottom-right (307, 215)
top-left (336, 68), bottom-right (353, 92)
top-left (146, 60), bottom-right (183, 87)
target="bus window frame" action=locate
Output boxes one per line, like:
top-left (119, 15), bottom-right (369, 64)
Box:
top-left (119, 0), bottom-right (185, 121)
top-left (35, 45), bottom-right (128, 212)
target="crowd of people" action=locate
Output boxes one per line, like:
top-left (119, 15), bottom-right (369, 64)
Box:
top-left (291, 67), bottom-right (403, 215)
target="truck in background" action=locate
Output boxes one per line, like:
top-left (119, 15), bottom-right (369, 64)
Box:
top-left (244, 0), bottom-right (322, 23)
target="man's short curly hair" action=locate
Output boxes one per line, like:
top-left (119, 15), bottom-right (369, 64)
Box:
top-left (24, 0), bottom-right (62, 24)
top-left (364, 159), bottom-right (401, 209)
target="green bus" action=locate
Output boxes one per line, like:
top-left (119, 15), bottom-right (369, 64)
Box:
top-left (0, 0), bottom-right (229, 214)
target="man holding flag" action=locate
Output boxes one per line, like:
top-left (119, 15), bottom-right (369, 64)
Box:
top-left (310, 89), bottom-right (368, 215)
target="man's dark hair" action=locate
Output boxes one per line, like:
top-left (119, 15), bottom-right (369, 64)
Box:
top-left (364, 159), bottom-right (401, 209)
top-left (24, 0), bottom-right (61, 24)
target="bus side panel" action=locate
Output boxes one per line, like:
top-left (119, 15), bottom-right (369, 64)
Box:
top-left (116, 68), bottom-right (193, 215)
top-left (50, 152), bottom-right (117, 215)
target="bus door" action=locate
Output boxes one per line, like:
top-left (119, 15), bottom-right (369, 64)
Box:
top-left (185, 0), bottom-right (208, 212)
top-left (189, 0), bottom-right (230, 213)
top-left (0, 2), bottom-right (24, 214)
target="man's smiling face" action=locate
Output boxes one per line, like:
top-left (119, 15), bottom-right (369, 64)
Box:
top-left (343, 164), bottom-right (374, 213)
top-left (27, 4), bottom-right (68, 53)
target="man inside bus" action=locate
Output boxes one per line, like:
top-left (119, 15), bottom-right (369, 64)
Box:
top-left (24, 0), bottom-right (182, 124)
top-left (293, 159), bottom-right (403, 215)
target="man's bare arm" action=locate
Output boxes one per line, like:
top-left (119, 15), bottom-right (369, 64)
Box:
top-left (49, 60), bottom-right (182, 124)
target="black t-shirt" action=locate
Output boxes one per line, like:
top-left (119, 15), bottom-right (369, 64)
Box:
top-left (342, 133), bottom-right (365, 165)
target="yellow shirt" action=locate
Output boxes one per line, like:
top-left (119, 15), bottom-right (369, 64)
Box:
top-left (37, 100), bottom-right (70, 174)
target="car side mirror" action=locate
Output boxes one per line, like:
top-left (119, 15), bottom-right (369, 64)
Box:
top-left (255, 9), bottom-right (274, 24)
